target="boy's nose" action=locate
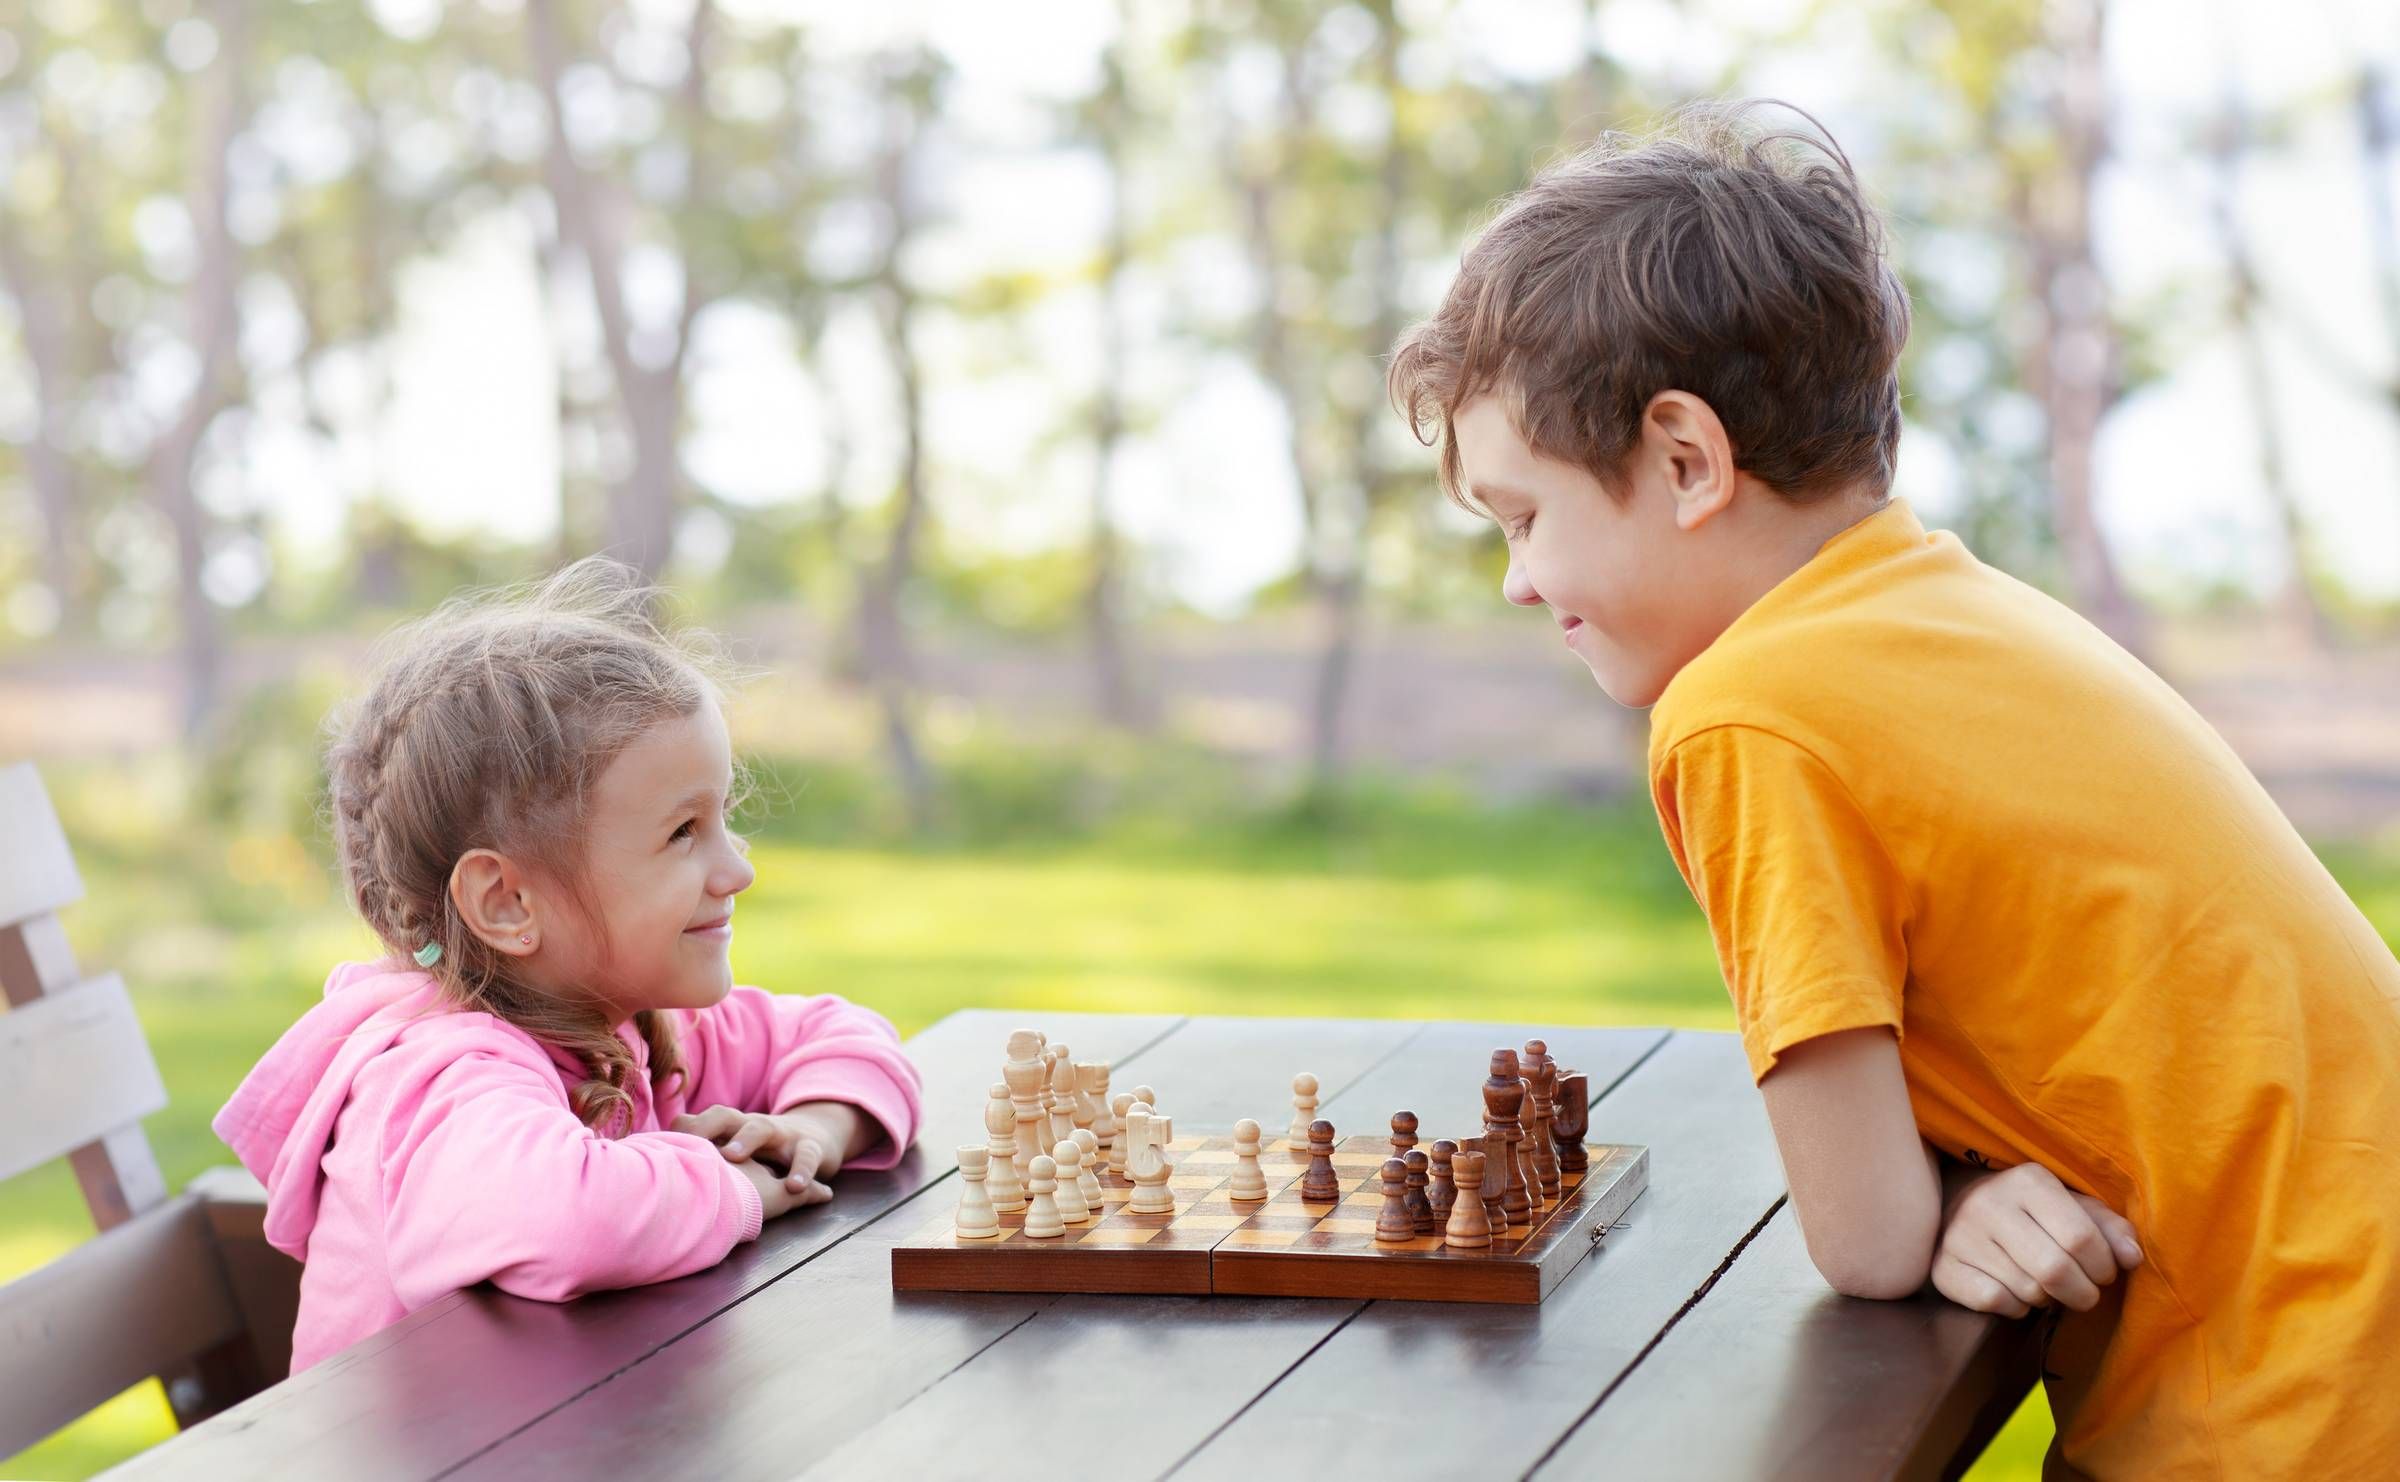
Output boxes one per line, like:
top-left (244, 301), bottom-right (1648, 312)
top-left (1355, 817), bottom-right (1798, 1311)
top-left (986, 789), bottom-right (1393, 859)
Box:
top-left (1502, 556), bottom-right (1542, 608)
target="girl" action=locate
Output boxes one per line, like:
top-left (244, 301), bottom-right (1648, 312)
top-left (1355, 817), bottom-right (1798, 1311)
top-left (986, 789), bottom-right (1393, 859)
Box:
top-left (215, 560), bottom-right (922, 1373)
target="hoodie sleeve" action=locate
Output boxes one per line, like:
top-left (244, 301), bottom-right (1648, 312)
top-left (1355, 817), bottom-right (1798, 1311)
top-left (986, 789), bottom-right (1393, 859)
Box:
top-left (671, 987), bottom-right (922, 1170)
top-left (377, 1041), bottom-right (765, 1308)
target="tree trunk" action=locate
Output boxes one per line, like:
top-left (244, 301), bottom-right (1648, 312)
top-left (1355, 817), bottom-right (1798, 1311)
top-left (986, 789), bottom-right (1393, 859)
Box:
top-left (1086, 27), bottom-right (1150, 730)
top-left (526, 0), bottom-right (713, 584)
top-left (152, 0), bottom-right (251, 738)
top-left (859, 66), bottom-right (937, 831)
top-left (0, 227), bottom-right (82, 626)
top-left (1307, 1), bottom-right (1406, 791)
top-left (2207, 101), bottom-right (2334, 645)
top-left (2009, 0), bottom-right (2144, 653)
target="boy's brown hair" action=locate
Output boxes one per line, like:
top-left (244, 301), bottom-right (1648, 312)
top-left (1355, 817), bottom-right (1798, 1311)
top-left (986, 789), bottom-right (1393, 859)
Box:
top-left (1388, 99), bottom-right (1910, 510)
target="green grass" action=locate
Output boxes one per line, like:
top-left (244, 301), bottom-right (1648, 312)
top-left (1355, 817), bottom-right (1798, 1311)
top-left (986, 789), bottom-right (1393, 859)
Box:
top-left (5, 758), bottom-right (2395, 1480)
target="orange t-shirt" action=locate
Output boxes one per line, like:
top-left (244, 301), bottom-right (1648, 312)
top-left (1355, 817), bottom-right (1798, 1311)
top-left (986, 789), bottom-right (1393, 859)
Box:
top-left (1648, 499), bottom-right (2400, 1479)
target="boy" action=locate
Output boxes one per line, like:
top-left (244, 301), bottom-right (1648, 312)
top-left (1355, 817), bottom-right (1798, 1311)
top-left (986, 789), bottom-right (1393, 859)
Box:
top-left (1387, 100), bottom-right (2400, 1478)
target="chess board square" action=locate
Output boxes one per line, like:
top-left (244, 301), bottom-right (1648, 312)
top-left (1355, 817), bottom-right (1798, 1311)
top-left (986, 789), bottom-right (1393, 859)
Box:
top-left (1075, 1228), bottom-right (1159, 1245)
top-left (1238, 1214), bottom-right (1322, 1232)
top-left (1225, 1230), bottom-right (1302, 1247)
top-left (1312, 1218), bottom-right (1379, 1234)
top-left (1166, 1215), bottom-right (1248, 1231)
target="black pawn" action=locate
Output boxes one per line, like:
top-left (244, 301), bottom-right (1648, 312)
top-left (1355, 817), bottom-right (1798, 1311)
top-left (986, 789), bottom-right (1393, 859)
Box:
top-left (1300, 1118), bottom-right (1341, 1202)
top-left (1426, 1139), bottom-right (1459, 1223)
top-left (1375, 1158), bottom-right (1416, 1242)
top-left (1403, 1149), bottom-right (1434, 1234)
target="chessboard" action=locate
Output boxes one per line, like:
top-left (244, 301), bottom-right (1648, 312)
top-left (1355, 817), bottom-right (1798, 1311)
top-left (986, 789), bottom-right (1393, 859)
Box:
top-left (890, 1131), bottom-right (1649, 1305)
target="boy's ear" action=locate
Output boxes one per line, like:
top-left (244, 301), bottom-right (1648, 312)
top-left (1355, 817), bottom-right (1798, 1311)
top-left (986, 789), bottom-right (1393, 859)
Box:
top-left (450, 849), bottom-right (542, 958)
top-left (1643, 391), bottom-right (1737, 531)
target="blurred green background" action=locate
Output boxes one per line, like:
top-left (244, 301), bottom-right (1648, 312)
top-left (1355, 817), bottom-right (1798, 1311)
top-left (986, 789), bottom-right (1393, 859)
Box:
top-left (7, 0), bottom-right (2400, 1475)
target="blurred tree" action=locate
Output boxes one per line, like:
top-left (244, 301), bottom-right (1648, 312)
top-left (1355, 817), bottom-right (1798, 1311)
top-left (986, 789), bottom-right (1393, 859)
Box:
top-left (2204, 81), bottom-right (2335, 644)
top-left (1077, 3), bottom-right (1155, 730)
top-left (524, 0), bottom-right (719, 583)
top-left (856, 48), bottom-right (944, 829)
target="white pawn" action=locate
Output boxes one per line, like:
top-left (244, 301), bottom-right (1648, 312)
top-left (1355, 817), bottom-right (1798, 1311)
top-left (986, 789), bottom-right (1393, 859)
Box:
top-left (1108, 1093), bottom-right (1137, 1177)
top-left (984, 1083), bottom-right (1026, 1212)
top-left (1052, 1139), bottom-right (1091, 1224)
top-left (954, 1146), bottom-right (1001, 1240)
top-left (1288, 1073), bottom-right (1319, 1144)
top-left (1024, 1154), bottom-right (1065, 1238)
top-left (1071, 1128), bottom-right (1105, 1210)
top-left (1132, 1084), bottom-right (1157, 1110)
top-left (1229, 1118), bottom-right (1269, 1203)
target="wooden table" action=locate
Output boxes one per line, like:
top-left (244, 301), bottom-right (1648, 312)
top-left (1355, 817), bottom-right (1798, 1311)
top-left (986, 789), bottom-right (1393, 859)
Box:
top-left (114, 1013), bottom-right (2039, 1481)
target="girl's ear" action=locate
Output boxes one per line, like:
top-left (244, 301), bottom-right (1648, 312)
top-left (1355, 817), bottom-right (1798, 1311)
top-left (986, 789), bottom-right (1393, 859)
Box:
top-left (450, 849), bottom-right (542, 958)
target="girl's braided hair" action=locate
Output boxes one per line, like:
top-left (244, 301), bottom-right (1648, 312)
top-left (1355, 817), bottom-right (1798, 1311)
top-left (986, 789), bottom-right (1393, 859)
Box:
top-left (326, 557), bottom-right (734, 1132)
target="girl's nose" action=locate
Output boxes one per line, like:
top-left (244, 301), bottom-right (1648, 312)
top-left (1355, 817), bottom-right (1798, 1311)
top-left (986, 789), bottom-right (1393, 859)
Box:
top-left (1502, 554), bottom-right (1542, 608)
top-left (717, 843), bottom-right (757, 899)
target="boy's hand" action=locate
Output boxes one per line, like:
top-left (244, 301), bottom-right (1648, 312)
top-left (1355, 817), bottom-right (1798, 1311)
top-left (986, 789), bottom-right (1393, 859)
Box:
top-left (1932, 1162), bottom-right (2142, 1318)
top-left (672, 1102), bottom-right (860, 1200)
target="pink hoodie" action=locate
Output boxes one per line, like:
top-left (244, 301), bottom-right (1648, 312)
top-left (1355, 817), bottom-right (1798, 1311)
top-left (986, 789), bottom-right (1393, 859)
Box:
top-left (214, 961), bottom-right (922, 1373)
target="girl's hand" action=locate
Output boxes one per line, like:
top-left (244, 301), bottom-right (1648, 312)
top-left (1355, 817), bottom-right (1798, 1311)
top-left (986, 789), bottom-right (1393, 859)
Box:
top-left (733, 1156), bottom-right (827, 1221)
top-left (671, 1101), bottom-right (866, 1199)
top-left (1931, 1162), bottom-right (2142, 1318)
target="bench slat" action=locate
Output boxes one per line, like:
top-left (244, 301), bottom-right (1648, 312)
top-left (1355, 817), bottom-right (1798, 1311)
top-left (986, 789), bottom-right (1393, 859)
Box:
top-left (0, 1194), bottom-right (246, 1457)
top-left (0, 973), bottom-right (170, 1184)
top-left (0, 763), bottom-right (83, 931)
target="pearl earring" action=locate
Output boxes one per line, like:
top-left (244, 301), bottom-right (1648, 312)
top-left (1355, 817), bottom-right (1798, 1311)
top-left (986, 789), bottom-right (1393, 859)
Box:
top-left (519, 935), bottom-right (533, 946)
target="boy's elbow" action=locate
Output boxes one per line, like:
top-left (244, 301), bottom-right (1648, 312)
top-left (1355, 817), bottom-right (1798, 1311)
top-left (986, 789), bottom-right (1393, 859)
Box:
top-left (1813, 1248), bottom-right (1930, 1301)
top-left (1803, 1214), bottom-right (1936, 1301)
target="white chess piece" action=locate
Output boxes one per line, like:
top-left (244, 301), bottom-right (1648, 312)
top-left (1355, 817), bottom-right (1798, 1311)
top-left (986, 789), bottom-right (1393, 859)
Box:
top-left (1229, 1118), bottom-right (1269, 1203)
top-left (1125, 1106), bottom-right (1177, 1215)
top-left (954, 1146), bottom-right (1000, 1239)
top-left (1023, 1154), bottom-right (1065, 1238)
top-left (1107, 1093), bottom-right (1136, 1177)
top-left (1288, 1073), bottom-right (1319, 1143)
top-left (1047, 1051), bottom-right (1079, 1151)
top-left (1052, 1139), bottom-right (1091, 1224)
top-left (1131, 1084), bottom-right (1157, 1110)
top-left (1073, 1062), bottom-right (1105, 1138)
top-left (1071, 1128), bottom-right (1105, 1209)
top-left (1004, 1031), bottom-right (1048, 1179)
top-left (984, 1084), bottom-right (1027, 1212)
top-left (1088, 1063), bottom-right (1116, 1164)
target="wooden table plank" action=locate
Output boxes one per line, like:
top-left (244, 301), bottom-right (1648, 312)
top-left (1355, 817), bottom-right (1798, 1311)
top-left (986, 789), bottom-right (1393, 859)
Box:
top-left (443, 1015), bottom-right (1429, 1482)
top-left (1531, 1206), bottom-right (2039, 1482)
top-left (795, 1023), bottom-right (1666, 1482)
top-left (111, 1010), bottom-right (1184, 1482)
top-left (1168, 1030), bottom-right (1788, 1481)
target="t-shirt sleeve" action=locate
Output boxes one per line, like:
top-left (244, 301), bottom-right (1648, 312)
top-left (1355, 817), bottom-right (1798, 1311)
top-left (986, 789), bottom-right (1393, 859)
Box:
top-left (1651, 724), bottom-right (1911, 1083)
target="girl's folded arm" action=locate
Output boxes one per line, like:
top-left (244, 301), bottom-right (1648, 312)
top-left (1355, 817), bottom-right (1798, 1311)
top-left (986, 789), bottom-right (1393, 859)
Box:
top-left (379, 1047), bottom-right (765, 1307)
top-left (1758, 1025), bottom-right (1942, 1300)
top-left (674, 986), bottom-right (923, 1168)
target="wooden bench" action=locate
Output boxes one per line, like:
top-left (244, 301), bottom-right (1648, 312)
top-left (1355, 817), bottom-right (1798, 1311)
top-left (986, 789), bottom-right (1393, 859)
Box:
top-left (0, 761), bottom-right (303, 1459)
